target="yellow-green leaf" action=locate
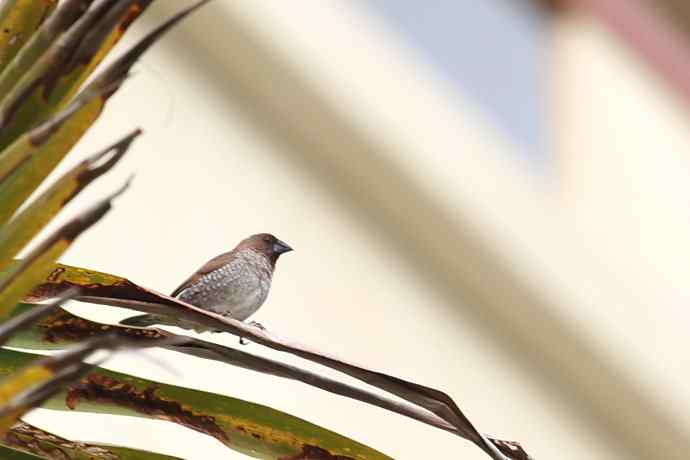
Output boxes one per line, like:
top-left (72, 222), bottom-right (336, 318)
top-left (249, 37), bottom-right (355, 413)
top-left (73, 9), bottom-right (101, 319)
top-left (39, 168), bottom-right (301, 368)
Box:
top-left (21, 263), bottom-right (532, 460)
top-left (4, 303), bottom-right (465, 442)
top-left (0, 444), bottom-right (44, 460)
top-left (0, 129), bottom-right (140, 271)
top-left (0, 0), bottom-right (150, 150)
top-left (0, 0), bottom-right (92, 101)
top-left (0, 348), bottom-right (391, 460)
top-left (0, 352), bottom-right (90, 435)
top-left (0, 81), bottom-right (113, 226)
top-left (0, 183), bottom-right (127, 319)
top-left (0, 334), bottom-right (183, 436)
top-left (0, 0), bottom-right (56, 74)
top-left (0, 364), bottom-right (53, 407)
top-left (0, 0), bottom-right (208, 226)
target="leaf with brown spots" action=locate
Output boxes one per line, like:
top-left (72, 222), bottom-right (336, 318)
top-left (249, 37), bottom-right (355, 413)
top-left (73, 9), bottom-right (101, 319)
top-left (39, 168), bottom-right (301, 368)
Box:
top-left (23, 264), bottom-right (533, 460)
top-left (5, 304), bottom-right (462, 439)
top-left (0, 332), bottom-right (188, 436)
top-left (0, 348), bottom-right (392, 460)
top-left (0, 0), bottom-right (151, 150)
top-left (0, 0), bottom-right (92, 101)
top-left (0, 182), bottom-right (127, 320)
top-left (0, 334), bottom-right (144, 435)
top-left (0, 74), bottom-right (119, 206)
top-left (0, 0), bottom-right (208, 226)
top-left (0, 0), bottom-right (56, 75)
top-left (0, 129), bottom-right (140, 270)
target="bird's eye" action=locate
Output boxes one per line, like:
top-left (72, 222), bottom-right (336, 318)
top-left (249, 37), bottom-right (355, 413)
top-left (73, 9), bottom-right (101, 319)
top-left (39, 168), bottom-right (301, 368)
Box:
top-left (263, 237), bottom-right (271, 243)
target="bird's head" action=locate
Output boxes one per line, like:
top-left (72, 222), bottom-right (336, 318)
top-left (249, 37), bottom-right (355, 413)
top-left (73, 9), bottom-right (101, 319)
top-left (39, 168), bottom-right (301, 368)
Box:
top-left (239, 233), bottom-right (293, 265)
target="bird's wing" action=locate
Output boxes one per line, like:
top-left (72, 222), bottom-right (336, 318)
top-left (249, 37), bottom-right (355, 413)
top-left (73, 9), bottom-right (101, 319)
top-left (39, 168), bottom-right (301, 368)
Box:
top-left (170, 250), bottom-right (235, 297)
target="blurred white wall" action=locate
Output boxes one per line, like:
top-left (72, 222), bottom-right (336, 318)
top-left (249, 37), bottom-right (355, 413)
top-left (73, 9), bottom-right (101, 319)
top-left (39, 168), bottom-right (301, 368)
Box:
top-left (556, 10), bottom-right (690, 436)
top-left (18, 2), bottom-right (690, 460)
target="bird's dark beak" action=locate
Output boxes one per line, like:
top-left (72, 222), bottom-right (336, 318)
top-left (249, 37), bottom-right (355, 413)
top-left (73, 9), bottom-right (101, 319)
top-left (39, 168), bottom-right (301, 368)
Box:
top-left (273, 239), bottom-right (293, 255)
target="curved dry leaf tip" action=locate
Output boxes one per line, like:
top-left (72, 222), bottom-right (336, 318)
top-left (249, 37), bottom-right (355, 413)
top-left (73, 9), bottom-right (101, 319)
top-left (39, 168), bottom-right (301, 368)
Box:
top-left (97, 69), bottom-right (131, 100)
top-left (86, 128), bottom-right (142, 172)
top-left (59, 178), bottom-right (132, 241)
top-left (110, 174), bottom-right (134, 200)
top-left (99, 0), bottom-right (211, 76)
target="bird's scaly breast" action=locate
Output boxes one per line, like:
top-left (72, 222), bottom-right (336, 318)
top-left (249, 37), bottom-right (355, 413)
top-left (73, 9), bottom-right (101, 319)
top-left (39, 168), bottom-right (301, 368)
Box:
top-left (178, 250), bottom-right (272, 321)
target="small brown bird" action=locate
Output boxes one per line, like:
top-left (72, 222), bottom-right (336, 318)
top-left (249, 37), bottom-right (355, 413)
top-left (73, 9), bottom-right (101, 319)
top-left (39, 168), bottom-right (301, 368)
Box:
top-left (121, 233), bottom-right (292, 331)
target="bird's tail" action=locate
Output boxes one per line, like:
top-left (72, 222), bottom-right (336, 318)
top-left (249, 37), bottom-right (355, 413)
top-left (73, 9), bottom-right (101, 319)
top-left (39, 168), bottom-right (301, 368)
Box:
top-left (120, 314), bottom-right (161, 327)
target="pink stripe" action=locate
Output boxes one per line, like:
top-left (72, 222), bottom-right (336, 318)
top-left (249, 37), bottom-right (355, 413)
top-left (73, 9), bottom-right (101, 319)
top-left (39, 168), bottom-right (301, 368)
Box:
top-left (564, 0), bottom-right (690, 106)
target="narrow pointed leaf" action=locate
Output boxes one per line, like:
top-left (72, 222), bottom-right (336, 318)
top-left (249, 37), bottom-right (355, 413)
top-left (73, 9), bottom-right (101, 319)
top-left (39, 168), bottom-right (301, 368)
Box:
top-left (0, 0), bottom-right (93, 101)
top-left (0, 334), bottom-right (189, 435)
top-left (0, 183), bottom-right (127, 319)
top-left (0, 0), bottom-right (207, 225)
top-left (0, 0), bottom-right (56, 74)
top-left (0, 129), bottom-right (140, 269)
top-left (64, 0), bottom-right (153, 106)
top-left (23, 265), bottom-right (531, 460)
top-left (4, 304), bottom-right (460, 437)
top-left (0, 78), bottom-right (125, 226)
top-left (0, 0), bottom-right (151, 150)
top-left (0, 0), bottom-right (207, 152)
top-left (0, 348), bottom-right (391, 460)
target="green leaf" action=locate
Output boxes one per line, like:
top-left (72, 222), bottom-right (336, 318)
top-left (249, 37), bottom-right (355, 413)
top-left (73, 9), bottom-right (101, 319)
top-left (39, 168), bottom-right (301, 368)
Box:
top-left (0, 0), bottom-right (56, 74)
top-left (0, 0), bottom-right (151, 150)
top-left (0, 444), bottom-right (44, 460)
top-left (0, 129), bottom-right (140, 270)
top-left (0, 348), bottom-right (391, 460)
top-left (4, 304), bottom-right (466, 442)
top-left (4, 419), bottom-right (183, 460)
top-left (0, 344), bottom-right (95, 434)
top-left (0, 334), bottom-right (184, 435)
top-left (0, 0), bottom-right (208, 226)
top-left (0, 73), bottom-right (125, 227)
top-left (0, 0), bottom-right (90, 101)
top-left (0, 184), bottom-right (127, 319)
top-left (21, 264), bottom-right (532, 460)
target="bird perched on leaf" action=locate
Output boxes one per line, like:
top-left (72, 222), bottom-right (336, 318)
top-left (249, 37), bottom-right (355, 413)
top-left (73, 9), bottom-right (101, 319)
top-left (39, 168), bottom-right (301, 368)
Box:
top-left (121, 233), bottom-right (292, 335)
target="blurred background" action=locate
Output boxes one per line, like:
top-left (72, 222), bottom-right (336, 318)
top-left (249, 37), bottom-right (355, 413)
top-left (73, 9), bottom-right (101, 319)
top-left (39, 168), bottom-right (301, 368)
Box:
top-left (19, 0), bottom-right (690, 458)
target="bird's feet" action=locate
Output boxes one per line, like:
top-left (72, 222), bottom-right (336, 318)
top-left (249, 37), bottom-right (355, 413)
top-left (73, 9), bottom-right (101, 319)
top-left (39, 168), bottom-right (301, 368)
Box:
top-left (239, 321), bottom-right (266, 345)
top-left (248, 321), bottom-right (265, 330)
